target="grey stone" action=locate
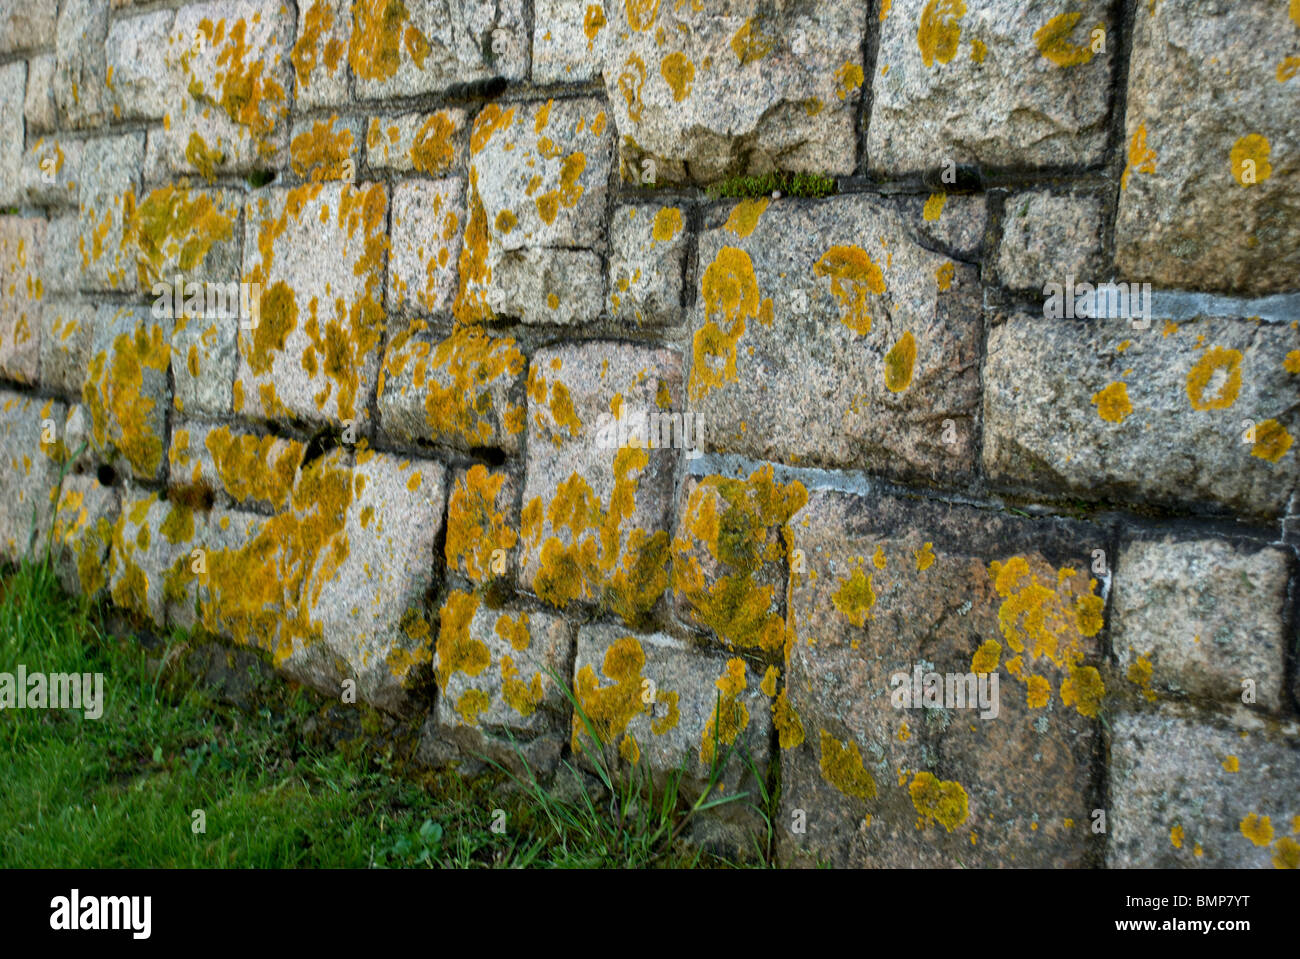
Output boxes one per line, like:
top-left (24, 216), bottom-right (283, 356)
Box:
top-left (171, 315), bottom-right (238, 418)
top-left (533, 0), bottom-right (607, 84)
top-left (23, 53), bottom-right (57, 135)
top-left (0, 62), bottom-right (24, 207)
top-left (364, 109), bottom-right (466, 175)
top-left (607, 202), bottom-right (687, 328)
top-left (53, 0), bottom-right (109, 129)
top-left (893, 191), bottom-right (989, 261)
top-left (105, 9), bottom-right (174, 122)
top-left (388, 178), bottom-right (465, 316)
top-left (0, 390), bottom-right (67, 561)
top-left (21, 136), bottom-right (84, 207)
top-left (77, 134), bottom-right (145, 292)
top-left (39, 300), bottom-right (94, 397)
top-left (0, 217), bottom-right (44, 384)
top-left (998, 190), bottom-right (1105, 291)
top-left (0, 1), bottom-right (57, 54)
top-left (291, 0), bottom-right (350, 110)
top-left (50, 472), bottom-right (118, 598)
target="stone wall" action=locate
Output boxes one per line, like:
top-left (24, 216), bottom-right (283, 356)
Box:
top-left (0, 0), bottom-right (1298, 867)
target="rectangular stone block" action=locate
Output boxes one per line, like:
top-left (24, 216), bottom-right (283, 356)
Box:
top-left (983, 314), bottom-right (1300, 517)
top-left (53, 0), bottom-right (109, 129)
top-left (290, 0), bottom-right (349, 109)
top-left (1116, 0), bottom-right (1300, 294)
top-left (444, 464), bottom-right (519, 587)
top-left (288, 115), bottom-right (362, 182)
top-left (1108, 707), bottom-right (1300, 868)
top-left (105, 8), bottom-right (174, 122)
top-left (1112, 536), bottom-right (1291, 714)
top-left (779, 488), bottom-right (1106, 868)
top-left (23, 53), bottom-right (56, 135)
top-left (607, 202), bottom-right (687, 328)
top-left (532, 0), bottom-right (606, 84)
top-left (39, 300), bottom-right (94, 397)
top-left (168, 421), bottom-right (304, 514)
top-left (0, 1), bottom-right (57, 54)
top-left (126, 184), bottom-right (243, 291)
top-left (688, 195), bottom-right (981, 482)
top-left (0, 62), bottom-right (24, 207)
top-left (106, 492), bottom-right (196, 629)
top-left (388, 178), bottom-right (465, 315)
top-left (77, 134), bottom-right (145, 292)
top-left (0, 217), bottom-right (45, 384)
top-left (0, 391), bottom-right (67, 561)
top-left (21, 136), bottom-right (84, 207)
top-left (364, 109), bottom-right (466, 176)
top-left (50, 472), bottom-right (118, 598)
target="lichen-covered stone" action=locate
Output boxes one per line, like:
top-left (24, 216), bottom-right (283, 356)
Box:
top-left (0, 0), bottom-right (57, 54)
top-left (21, 136), bottom-right (84, 207)
top-left (431, 595), bottom-right (572, 774)
top-left (23, 53), bottom-right (57, 135)
top-left (171, 316), bottom-right (238, 418)
top-left (1112, 536), bottom-right (1291, 713)
top-left (162, 1), bottom-right (293, 177)
top-left (779, 488), bottom-right (1105, 868)
top-left (444, 464), bottom-right (518, 586)
top-left (348, 0), bottom-right (528, 101)
top-left (50, 473), bottom-right (119, 598)
top-left (533, 0), bottom-right (607, 84)
top-left (984, 314), bottom-right (1300, 518)
top-left (125, 184), bottom-right (243, 290)
top-left (608, 203), bottom-right (687, 328)
top-left (893, 191), bottom-right (989, 261)
top-left (0, 217), bottom-right (45, 384)
top-left (1115, 0), bottom-right (1300, 295)
top-left (0, 391), bottom-right (67, 561)
top-left (1108, 706), bottom-right (1300, 868)
top-left (519, 342), bottom-right (682, 624)
top-left (997, 190), bottom-right (1104, 291)
top-left (460, 97), bottom-right (612, 326)
top-left (376, 321), bottom-right (526, 455)
top-left (106, 493), bottom-right (197, 629)
top-left (236, 182), bottom-right (388, 428)
top-left (601, 1), bottom-right (866, 183)
top-left (388, 178), bottom-right (465, 315)
top-left (168, 421), bottom-right (304, 514)
top-left (105, 9), bottom-right (174, 122)
top-left (0, 62), bottom-right (25, 207)
top-left (287, 114), bottom-right (362, 182)
top-left (291, 0), bottom-right (349, 110)
top-left (39, 300), bottom-right (94, 397)
top-left (77, 133), bottom-right (145, 291)
top-left (364, 109), bottom-right (466, 175)
top-left (688, 195), bottom-right (981, 482)
top-left (82, 305), bottom-right (172, 482)
top-left (53, 0), bottom-right (109, 129)
top-left (868, 0), bottom-right (1114, 174)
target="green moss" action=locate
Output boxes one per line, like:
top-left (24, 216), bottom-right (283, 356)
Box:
top-left (706, 171), bottom-right (837, 201)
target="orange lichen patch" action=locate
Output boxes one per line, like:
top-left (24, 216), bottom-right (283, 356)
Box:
top-left (660, 51), bottom-right (694, 102)
top-left (186, 16), bottom-right (287, 146)
top-left (1223, 755), bottom-right (1240, 773)
top-left (700, 658), bottom-right (751, 764)
top-left (671, 465), bottom-right (807, 654)
top-left (935, 261), bottom-right (955, 292)
top-left (971, 639), bottom-right (1001, 674)
top-left (456, 687), bottom-right (490, 725)
top-left (988, 556), bottom-right (1104, 717)
top-left (584, 4), bottom-right (606, 45)
top-left (731, 17), bottom-right (773, 64)
top-left (289, 116), bottom-right (354, 181)
top-left (652, 206), bottom-right (683, 243)
top-left (83, 317), bottom-right (171, 478)
top-left (1126, 651), bottom-right (1157, 702)
top-left (922, 192), bottom-right (946, 221)
top-left (452, 170), bottom-right (492, 324)
top-left (1250, 419), bottom-right (1293, 463)
top-left (52, 493), bottom-right (114, 597)
top-left (1240, 813), bottom-right (1273, 847)
top-left (123, 185), bottom-right (235, 288)
top-left (185, 133), bottom-right (224, 182)
top-left (690, 246), bottom-right (769, 401)
top-left (616, 54), bottom-right (647, 124)
top-left (1121, 124), bottom-right (1157, 190)
top-left (819, 729), bottom-right (876, 800)
top-left (1279, 57), bottom-right (1300, 83)
top-left (534, 152), bottom-right (587, 225)
top-left (246, 280), bottom-right (297, 375)
top-left (971, 37), bottom-right (987, 62)
top-left (1034, 12), bottom-right (1099, 67)
top-left (1230, 134), bottom-right (1272, 187)
top-left (813, 245), bottom-right (886, 336)
top-left (772, 689), bottom-right (804, 748)
top-left (291, 1), bottom-right (344, 92)
top-left (572, 634), bottom-right (653, 752)
top-left (625, 0), bottom-right (660, 32)
top-left (493, 209), bottom-right (518, 233)
top-left (1284, 350), bottom-right (1300, 374)
top-left (1170, 824), bottom-right (1184, 849)
top-left (495, 612), bottom-right (531, 652)
top-left (198, 426), bottom-right (302, 510)
top-left (832, 562), bottom-right (875, 627)
top-left (1025, 674), bottom-right (1051, 708)
top-left (760, 665), bottom-right (779, 697)
top-left (909, 772), bottom-right (968, 832)
top-left (835, 62), bottom-right (864, 100)
top-left (410, 112), bottom-right (456, 174)
top-left (914, 540), bottom-right (935, 572)
top-left (917, 0), bottom-right (965, 68)
top-left (445, 465), bottom-right (518, 583)
top-left (1274, 836), bottom-right (1300, 869)
top-left (379, 323), bottom-right (524, 447)
top-left (884, 331), bottom-right (917, 393)
top-left (724, 197), bottom-right (769, 238)
top-left (349, 0), bottom-right (430, 82)
top-left (1091, 380), bottom-right (1132, 423)
top-left (1185, 346), bottom-right (1243, 410)
top-left (435, 589), bottom-right (489, 689)
top-left (500, 655), bottom-right (545, 718)
top-left (469, 102), bottom-right (517, 155)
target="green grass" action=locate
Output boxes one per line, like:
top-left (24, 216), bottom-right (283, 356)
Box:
top-left (706, 171), bottom-right (837, 201)
top-left (0, 559), bottom-right (770, 868)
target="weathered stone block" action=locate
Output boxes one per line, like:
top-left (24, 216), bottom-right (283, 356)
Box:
top-left (364, 110), bottom-right (466, 175)
top-left (50, 473), bottom-right (118, 598)
top-left (288, 115), bottom-right (362, 182)
top-left (0, 391), bottom-right (67, 561)
top-left (291, 0), bottom-right (349, 109)
top-left (23, 53), bottom-right (56, 135)
top-left (171, 315), bottom-right (238, 418)
top-left (533, 0), bottom-right (606, 84)
top-left (0, 62), bottom-right (24, 207)
top-left (519, 342), bottom-right (682, 624)
top-left (997, 190), bottom-right (1105, 291)
top-left (1115, 0), bottom-right (1300, 294)
top-left (894, 190), bottom-right (989, 262)
top-left (0, 1), bottom-right (57, 54)
top-left (1113, 536), bottom-right (1291, 713)
top-left (868, 0), bottom-right (1114, 174)
top-left (388, 178), bottom-right (465, 315)
top-left (236, 182), bottom-right (388, 428)
top-left (126, 184), bottom-right (243, 291)
top-left (0, 217), bottom-right (45, 384)
top-left (687, 195), bottom-right (981, 481)
top-left (1108, 707), bottom-right (1300, 868)
top-left (602, 1), bottom-right (866, 182)
top-left (608, 203), bottom-right (687, 328)
top-left (77, 134), bottom-right (145, 292)
top-left (21, 136), bottom-right (84, 207)
top-left (39, 300), bottom-right (94, 397)
top-left (106, 492), bottom-right (197, 629)
top-left (168, 421), bottom-right (304, 514)
top-left (983, 314), bottom-right (1300, 517)
top-left (105, 9), bottom-right (174, 122)
top-left (53, 0), bottom-right (109, 128)
top-left (445, 464), bottom-right (518, 586)
top-left (779, 488), bottom-right (1106, 868)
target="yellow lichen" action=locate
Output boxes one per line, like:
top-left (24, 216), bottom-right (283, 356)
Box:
top-left (813, 245), bottom-right (886, 336)
top-left (909, 772), bottom-right (969, 832)
top-left (917, 0), bottom-right (965, 68)
top-left (884, 331), bottom-right (917, 393)
top-left (818, 729), bottom-right (876, 800)
top-left (1185, 346), bottom-right (1243, 411)
top-left (1092, 381), bottom-right (1132, 423)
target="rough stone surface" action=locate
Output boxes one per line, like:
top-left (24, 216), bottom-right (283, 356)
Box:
top-left (388, 178), bottom-right (465, 316)
top-left (607, 202), bottom-right (687, 328)
top-left (1108, 707), bottom-right (1300, 868)
top-left (519, 342), bottom-right (682, 624)
top-left (1115, 0), bottom-right (1300, 295)
top-left (0, 217), bottom-right (45, 384)
top-left (376, 322), bottom-right (526, 455)
top-left (50, 473), bottom-right (119, 598)
top-left (0, 391), bottom-right (67, 561)
top-left (893, 191), bottom-right (989, 261)
top-left (129, 184), bottom-right (243, 290)
top-left (39, 300), bottom-right (94, 397)
top-left (984, 314), bottom-right (1300, 518)
top-left (172, 316), bottom-right (238, 418)
top-left (868, 0), bottom-right (1114, 174)
top-left (169, 420), bottom-right (304, 514)
top-left (780, 488), bottom-right (1107, 868)
top-left (997, 190), bottom-right (1105, 291)
top-left (288, 114), bottom-right (363, 182)
top-left (105, 9), bottom-right (174, 122)
top-left (21, 136), bottom-right (84, 208)
top-left (0, 62), bottom-right (24, 207)
top-left (432, 596), bottom-right (573, 774)
top-left (291, 0), bottom-right (350, 110)
top-left (53, 0), bottom-right (109, 129)
top-left (23, 53), bottom-right (57, 135)
top-left (77, 134), bottom-right (145, 292)
top-left (688, 195), bottom-right (981, 482)
top-left (237, 182), bottom-right (388, 428)
top-left (445, 464), bottom-right (519, 586)
top-left (1113, 536), bottom-right (1291, 714)
top-left (0, 0), bottom-right (58, 54)
top-left (532, 0), bottom-right (606, 84)
top-left (364, 109), bottom-right (466, 175)
top-left (602, 1), bottom-right (866, 183)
